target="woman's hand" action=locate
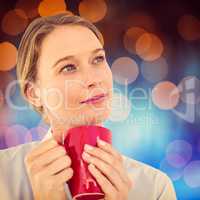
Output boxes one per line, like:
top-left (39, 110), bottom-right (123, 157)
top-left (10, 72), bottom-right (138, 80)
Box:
top-left (82, 137), bottom-right (133, 200)
top-left (24, 138), bottom-right (73, 200)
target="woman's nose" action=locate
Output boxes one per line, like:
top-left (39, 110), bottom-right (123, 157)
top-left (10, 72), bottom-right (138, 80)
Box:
top-left (84, 74), bottom-right (102, 89)
top-left (88, 82), bottom-right (96, 88)
top-left (86, 79), bottom-right (101, 89)
top-left (83, 67), bottom-right (103, 89)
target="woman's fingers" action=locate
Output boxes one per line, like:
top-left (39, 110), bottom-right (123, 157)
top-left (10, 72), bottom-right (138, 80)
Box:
top-left (82, 151), bottom-right (124, 191)
top-left (97, 137), bottom-right (123, 162)
top-left (97, 138), bottom-right (132, 187)
top-left (24, 137), bottom-right (73, 200)
top-left (88, 163), bottom-right (116, 197)
top-left (26, 138), bottom-right (58, 162)
top-left (27, 144), bottom-right (68, 175)
top-left (45, 155), bottom-right (71, 175)
top-left (34, 145), bottom-right (66, 168)
top-left (84, 144), bottom-right (119, 166)
top-left (54, 167), bottom-right (74, 184)
top-left (84, 143), bottom-right (131, 186)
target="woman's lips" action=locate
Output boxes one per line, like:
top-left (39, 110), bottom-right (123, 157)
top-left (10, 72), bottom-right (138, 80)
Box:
top-left (80, 93), bottom-right (108, 104)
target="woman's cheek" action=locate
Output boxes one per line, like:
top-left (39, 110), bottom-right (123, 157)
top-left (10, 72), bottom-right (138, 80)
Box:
top-left (105, 65), bottom-right (113, 87)
top-left (41, 88), bottom-right (64, 110)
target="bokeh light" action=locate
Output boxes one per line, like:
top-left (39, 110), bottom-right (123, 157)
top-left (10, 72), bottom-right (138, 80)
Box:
top-left (166, 140), bottom-right (192, 168)
top-left (79, 0), bottom-right (107, 23)
top-left (0, 90), bottom-right (4, 109)
top-left (25, 125), bottom-right (48, 142)
top-left (123, 27), bottom-right (146, 54)
top-left (4, 124), bottom-right (29, 147)
top-left (0, 124), bottom-right (7, 134)
top-left (36, 119), bottom-right (50, 139)
top-left (0, 71), bottom-right (17, 97)
top-left (0, 106), bottom-right (15, 125)
top-left (111, 57), bottom-right (139, 85)
top-left (152, 81), bottom-right (180, 110)
top-left (160, 159), bottom-right (183, 181)
top-left (1, 9), bottom-right (28, 35)
top-left (108, 92), bottom-right (132, 122)
top-left (140, 57), bottom-right (168, 83)
top-left (0, 42), bottom-right (17, 71)
top-left (38, 0), bottom-right (67, 17)
top-left (178, 15), bottom-right (200, 41)
top-left (24, 130), bottom-right (33, 143)
top-left (15, 0), bottom-right (41, 19)
top-left (178, 76), bottom-right (200, 105)
top-left (184, 160), bottom-right (200, 188)
top-left (136, 33), bottom-right (164, 61)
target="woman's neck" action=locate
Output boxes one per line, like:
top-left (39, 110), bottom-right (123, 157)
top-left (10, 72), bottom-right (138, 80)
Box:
top-left (50, 122), bottom-right (103, 144)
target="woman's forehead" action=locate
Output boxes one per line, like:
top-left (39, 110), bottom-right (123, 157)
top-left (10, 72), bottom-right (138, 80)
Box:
top-left (37, 25), bottom-right (103, 71)
top-left (40, 25), bottom-right (102, 57)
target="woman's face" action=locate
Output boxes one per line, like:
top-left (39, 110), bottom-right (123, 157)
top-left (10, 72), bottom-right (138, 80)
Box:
top-left (34, 25), bottom-right (113, 137)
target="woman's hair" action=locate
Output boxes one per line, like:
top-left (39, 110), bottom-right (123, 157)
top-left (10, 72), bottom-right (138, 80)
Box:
top-left (16, 13), bottom-right (104, 123)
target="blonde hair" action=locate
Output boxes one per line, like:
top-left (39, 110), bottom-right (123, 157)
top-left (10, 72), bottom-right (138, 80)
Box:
top-left (16, 13), bottom-right (104, 123)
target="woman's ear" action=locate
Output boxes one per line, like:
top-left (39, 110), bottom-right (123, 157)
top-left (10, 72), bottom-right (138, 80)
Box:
top-left (25, 82), bottom-right (42, 108)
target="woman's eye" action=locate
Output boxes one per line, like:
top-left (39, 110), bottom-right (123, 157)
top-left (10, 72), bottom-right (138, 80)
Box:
top-left (60, 64), bottom-right (76, 73)
top-left (93, 55), bottom-right (105, 64)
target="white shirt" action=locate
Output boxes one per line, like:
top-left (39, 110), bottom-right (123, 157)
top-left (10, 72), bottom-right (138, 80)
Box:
top-left (0, 128), bottom-right (177, 200)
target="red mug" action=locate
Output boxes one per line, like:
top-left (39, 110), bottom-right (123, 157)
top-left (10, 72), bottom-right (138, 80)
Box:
top-left (62, 125), bottom-right (112, 200)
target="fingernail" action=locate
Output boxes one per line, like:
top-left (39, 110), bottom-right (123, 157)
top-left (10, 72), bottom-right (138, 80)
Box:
top-left (97, 137), bottom-right (106, 146)
top-left (82, 152), bottom-right (90, 160)
top-left (84, 144), bottom-right (93, 151)
top-left (88, 163), bottom-right (95, 170)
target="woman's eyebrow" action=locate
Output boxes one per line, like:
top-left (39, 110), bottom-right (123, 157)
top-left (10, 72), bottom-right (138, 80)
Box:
top-left (52, 48), bottom-right (105, 68)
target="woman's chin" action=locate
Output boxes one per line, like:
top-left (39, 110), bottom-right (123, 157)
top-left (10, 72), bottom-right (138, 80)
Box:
top-left (72, 111), bottom-right (110, 127)
top-left (48, 107), bottom-right (111, 129)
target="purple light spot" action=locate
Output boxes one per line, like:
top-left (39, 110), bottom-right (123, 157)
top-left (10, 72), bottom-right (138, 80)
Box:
top-left (166, 140), bottom-right (192, 168)
top-left (184, 160), bottom-right (200, 188)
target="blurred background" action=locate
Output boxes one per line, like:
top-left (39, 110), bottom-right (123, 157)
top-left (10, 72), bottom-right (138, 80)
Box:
top-left (0, 0), bottom-right (200, 199)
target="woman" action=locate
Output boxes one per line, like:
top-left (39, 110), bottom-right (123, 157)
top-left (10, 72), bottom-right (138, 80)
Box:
top-left (0, 13), bottom-right (177, 200)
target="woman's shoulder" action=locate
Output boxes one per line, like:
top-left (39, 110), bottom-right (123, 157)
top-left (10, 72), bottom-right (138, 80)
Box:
top-left (121, 154), bottom-right (177, 199)
top-left (0, 142), bottom-right (40, 200)
top-left (122, 154), bottom-right (164, 176)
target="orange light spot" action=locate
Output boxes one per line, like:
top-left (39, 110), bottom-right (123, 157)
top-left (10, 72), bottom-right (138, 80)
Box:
top-left (152, 81), bottom-right (180, 110)
top-left (1, 9), bottom-right (28, 35)
top-left (0, 42), bottom-right (17, 71)
top-left (38, 0), bottom-right (67, 17)
top-left (136, 33), bottom-right (164, 61)
top-left (79, 0), bottom-right (107, 23)
top-left (111, 57), bottom-right (139, 85)
top-left (123, 27), bottom-right (146, 54)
